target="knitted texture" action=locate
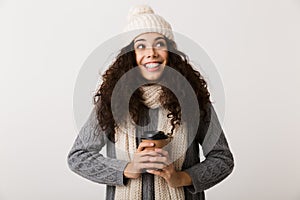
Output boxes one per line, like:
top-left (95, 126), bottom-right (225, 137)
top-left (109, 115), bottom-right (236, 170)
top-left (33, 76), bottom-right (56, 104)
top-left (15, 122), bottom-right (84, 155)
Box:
top-left (115, 84), bottom-right (186, 200)
top-left (140, 84), bottom-right (163, 109)
top-left (123, 5), bottom-right (174, 43)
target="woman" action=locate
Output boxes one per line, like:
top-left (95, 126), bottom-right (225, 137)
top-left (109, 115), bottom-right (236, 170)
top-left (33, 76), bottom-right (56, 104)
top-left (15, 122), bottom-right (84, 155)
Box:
top-left (67, 5), bottom-right (234, 200)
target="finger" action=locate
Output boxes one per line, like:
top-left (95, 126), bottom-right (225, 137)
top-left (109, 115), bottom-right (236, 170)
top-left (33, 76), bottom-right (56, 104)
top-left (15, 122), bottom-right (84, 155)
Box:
top-left (154, 149), bottom-right (171, 165)
top-left (139, 150), bottom-right (161, 157)
top-left (140, 162), bottom-right (167, 170)
top-left (137, 142), bottom-right (154, 152)
top-left (148, 156), bottom-right (168, 164)
top-left (136, 156), bottom-right (160, 163)
top-left (137, 155), bottom-right (168, 164)
top-left (146, 169), bottom-right (165, 177)
top-left (154, 148), bottom-right (169, 157)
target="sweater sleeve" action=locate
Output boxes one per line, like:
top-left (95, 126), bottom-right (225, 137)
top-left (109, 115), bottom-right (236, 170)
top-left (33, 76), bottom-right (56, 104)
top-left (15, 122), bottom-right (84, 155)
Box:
top-left (67, 107), bottom-right (129, 186)
top-left (183, 105), bottom-right (234, 194)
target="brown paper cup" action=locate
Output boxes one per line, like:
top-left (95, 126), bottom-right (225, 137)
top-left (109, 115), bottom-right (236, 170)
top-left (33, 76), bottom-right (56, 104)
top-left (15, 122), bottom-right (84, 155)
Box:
top-left (141, 138), bottom-right (171, 151)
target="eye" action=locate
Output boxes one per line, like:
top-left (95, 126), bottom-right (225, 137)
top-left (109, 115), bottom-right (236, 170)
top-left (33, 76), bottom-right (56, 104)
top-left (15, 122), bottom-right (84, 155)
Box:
top-left (136, 44), bottom-right (145, 49)
top-left (155, 41), bottom-right (166, 48)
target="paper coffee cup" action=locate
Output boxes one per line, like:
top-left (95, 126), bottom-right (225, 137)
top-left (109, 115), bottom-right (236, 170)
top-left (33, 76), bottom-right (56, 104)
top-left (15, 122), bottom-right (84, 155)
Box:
top-left (141, 131), bottom-right (170, 150)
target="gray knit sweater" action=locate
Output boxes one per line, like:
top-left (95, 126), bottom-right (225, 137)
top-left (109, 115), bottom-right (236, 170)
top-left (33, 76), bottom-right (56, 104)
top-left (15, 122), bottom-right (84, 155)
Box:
top-left (67, 105), bottom-right (234, 200)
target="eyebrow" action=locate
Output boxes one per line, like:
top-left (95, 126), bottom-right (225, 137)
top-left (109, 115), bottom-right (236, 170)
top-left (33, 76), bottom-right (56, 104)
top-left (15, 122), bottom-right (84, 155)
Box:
top-left (134, 36), bottom-right (166, 44)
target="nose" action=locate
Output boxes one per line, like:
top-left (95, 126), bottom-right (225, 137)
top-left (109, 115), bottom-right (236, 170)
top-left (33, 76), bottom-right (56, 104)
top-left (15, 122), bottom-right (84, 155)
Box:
top-left (146, 47), bottom-right (158, 58)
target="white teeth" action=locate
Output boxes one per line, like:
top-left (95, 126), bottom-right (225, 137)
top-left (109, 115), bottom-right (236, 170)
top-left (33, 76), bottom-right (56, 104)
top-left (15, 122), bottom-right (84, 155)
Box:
top-left (145, 63), bottom-right (160, 68)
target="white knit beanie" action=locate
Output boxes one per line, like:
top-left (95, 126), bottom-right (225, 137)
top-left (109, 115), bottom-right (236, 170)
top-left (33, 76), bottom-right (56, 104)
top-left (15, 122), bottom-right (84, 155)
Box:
top-left (123, 5), bottom-right (174, 44)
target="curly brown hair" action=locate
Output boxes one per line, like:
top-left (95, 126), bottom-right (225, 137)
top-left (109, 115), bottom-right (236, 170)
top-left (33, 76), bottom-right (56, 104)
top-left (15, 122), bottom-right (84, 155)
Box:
top-left (93, 37), bottom-right (211, 142)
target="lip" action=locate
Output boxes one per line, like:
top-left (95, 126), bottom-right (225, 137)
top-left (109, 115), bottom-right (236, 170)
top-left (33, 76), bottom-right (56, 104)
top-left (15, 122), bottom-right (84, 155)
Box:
top-left (143, 61), bottom-right (162, 65)
top-left (143, 62), bottom-right (162, 72)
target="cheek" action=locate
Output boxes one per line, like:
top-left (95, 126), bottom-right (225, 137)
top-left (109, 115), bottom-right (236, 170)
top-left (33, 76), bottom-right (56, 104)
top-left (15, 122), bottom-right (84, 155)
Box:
top-left (161, 51), bottom-right (168, 63)
top-left (135, 53), bottom-right (143, 65)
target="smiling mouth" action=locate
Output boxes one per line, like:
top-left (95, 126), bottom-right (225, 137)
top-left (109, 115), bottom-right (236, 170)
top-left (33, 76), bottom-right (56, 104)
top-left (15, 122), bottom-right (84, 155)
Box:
top-left (143, 62), bottom-right (162, 72)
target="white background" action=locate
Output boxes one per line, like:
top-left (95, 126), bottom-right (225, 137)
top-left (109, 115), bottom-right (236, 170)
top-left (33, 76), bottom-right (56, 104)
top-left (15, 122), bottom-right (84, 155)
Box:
top-left (1, 0), bottom-right (300, 199)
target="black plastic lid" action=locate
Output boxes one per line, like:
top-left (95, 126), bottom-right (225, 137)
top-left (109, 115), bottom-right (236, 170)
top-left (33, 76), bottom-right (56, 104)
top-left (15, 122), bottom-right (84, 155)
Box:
top-left (141, 131), bottom-right (168, 140)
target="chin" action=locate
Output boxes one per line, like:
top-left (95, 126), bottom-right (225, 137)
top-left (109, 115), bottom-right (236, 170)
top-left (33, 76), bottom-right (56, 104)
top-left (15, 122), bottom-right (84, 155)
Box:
top-left (142, 74), bottom-right (163, 81)
top-left (141, 70), bottom-right (165, 81)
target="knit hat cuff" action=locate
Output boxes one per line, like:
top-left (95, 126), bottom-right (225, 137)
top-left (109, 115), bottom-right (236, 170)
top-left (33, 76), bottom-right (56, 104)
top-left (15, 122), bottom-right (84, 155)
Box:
top-left (123, 27), bottom-right (174, 45)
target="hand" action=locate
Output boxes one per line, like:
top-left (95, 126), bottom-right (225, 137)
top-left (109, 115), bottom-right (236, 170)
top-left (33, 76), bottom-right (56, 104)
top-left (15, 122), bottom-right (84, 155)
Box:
top-left (146, 148), bottom-right (192, 188)
top-left (124, 142), bottom-right (167, 179)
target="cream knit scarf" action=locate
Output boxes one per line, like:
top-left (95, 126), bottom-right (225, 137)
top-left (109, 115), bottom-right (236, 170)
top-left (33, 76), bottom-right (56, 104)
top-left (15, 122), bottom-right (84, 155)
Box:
top-left (114, 84), bottom-right (187, 200)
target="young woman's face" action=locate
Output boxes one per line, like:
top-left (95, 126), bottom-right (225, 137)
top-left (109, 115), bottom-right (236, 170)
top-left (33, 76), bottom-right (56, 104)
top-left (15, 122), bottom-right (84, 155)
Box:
top-left (134, 32), bottom-right (168, 81)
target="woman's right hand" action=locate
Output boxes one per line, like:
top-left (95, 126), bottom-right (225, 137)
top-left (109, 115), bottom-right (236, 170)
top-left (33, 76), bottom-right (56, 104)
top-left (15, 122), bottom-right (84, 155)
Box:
top-left (123, 142), bottom-right (167, 179)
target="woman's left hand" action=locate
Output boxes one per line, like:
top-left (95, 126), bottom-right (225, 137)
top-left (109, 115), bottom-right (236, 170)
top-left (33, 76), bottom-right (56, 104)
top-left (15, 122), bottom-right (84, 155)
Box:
top-left (146, 148), bottom-right (192, 188)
